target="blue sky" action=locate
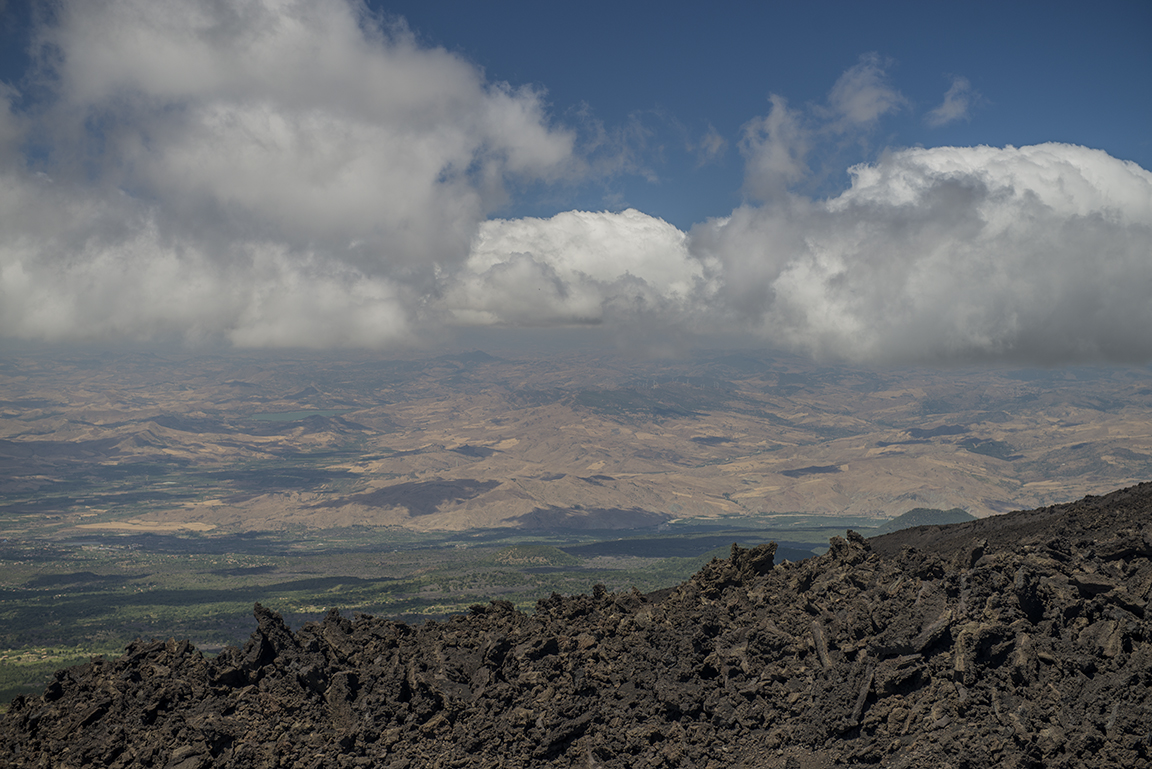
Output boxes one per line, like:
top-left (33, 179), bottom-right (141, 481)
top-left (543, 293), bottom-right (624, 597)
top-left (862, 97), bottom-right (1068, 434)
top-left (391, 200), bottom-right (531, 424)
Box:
top-left (3, 0), bottom-right (1150, 226)
top-left (375, 0), bottom-right (1152, 226)
top-left (0, 0), bottom-right (1150, 362)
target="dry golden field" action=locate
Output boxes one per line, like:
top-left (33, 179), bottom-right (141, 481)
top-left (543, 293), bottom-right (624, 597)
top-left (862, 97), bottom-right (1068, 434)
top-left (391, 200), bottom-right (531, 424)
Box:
top-left (2, 348), bottom-right (1151, 536)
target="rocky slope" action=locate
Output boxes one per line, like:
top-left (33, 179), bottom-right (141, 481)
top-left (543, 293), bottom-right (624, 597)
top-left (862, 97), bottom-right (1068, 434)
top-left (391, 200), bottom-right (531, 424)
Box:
top-left (4, 483), bottom-right (1152, 768)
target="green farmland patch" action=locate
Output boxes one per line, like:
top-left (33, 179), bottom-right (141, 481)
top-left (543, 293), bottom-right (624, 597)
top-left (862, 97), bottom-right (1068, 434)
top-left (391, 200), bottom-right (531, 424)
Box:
top-left (0, 518), bottom-right (863, 706)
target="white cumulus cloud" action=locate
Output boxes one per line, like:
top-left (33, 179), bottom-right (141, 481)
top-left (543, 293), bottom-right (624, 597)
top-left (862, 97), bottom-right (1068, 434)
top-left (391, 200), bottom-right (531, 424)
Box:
top-left (1, 0), bottom-right (576, 347)
top-left (1, 10), bottom-right (1150, 366)
top-left (441, 144), bottom-right (1152, 366)
top-left (443, 209), bottom-right (711, 330)
top-left (693, 143), bottom-right (1152, 364)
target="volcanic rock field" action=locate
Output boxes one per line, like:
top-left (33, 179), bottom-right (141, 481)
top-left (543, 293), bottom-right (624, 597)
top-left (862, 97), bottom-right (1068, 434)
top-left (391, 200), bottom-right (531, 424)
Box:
top-left (4, 483), bottom-right (1152, 768)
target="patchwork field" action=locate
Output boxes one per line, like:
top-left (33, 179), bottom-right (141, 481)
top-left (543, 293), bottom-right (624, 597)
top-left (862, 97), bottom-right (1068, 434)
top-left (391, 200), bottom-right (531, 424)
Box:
top-left (3, 348), bottom-right (1150, 536)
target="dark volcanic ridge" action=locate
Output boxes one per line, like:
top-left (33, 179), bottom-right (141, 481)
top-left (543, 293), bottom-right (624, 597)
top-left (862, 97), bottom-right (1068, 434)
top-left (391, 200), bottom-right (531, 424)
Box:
top-left (5, 483), bottom-right (1152, 768)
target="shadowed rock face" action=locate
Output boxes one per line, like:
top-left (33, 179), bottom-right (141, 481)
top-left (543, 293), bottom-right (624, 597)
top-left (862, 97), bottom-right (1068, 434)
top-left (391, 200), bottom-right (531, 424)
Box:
top-left (4, 485), bottom-right (1152, 767)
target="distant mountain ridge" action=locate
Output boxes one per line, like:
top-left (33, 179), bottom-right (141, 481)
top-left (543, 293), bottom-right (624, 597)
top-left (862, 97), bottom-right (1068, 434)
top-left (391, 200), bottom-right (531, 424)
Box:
top-left (873, 506), bottom-right (975, 534)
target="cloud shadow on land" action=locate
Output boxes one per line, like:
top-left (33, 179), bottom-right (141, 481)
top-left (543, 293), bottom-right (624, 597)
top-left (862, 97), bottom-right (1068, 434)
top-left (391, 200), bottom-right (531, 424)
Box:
top-left (780, 465), bottom-right (841, 478)
top-left (326, 480), bottom-right (502, 517)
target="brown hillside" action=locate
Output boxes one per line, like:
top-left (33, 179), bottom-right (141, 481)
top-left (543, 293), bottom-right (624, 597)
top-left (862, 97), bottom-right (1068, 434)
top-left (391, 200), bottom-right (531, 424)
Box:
top-left (5, 351), bottom-right (1152, 538)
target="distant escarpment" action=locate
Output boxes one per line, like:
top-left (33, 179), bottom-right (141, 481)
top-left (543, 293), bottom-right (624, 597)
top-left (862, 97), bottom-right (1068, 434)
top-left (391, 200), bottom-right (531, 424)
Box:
top-left (4, 483), bottom-right (1152, 767)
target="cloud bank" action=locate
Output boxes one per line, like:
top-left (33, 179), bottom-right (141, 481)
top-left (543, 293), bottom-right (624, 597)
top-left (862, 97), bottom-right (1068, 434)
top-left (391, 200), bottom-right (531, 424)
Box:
top-left (1, 1), bottom-right (1150, 365)
top-left (693, 143), bottom-right (1152, 364)
top-left (2, 0), bottom-right (576, 347)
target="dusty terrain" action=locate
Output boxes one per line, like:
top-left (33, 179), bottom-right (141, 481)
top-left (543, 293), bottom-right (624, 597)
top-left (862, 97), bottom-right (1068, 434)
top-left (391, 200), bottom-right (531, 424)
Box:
top-left (2, 349), bottom-right (1151, 535)
top-left (3, 482), bottom-right (1151, 767)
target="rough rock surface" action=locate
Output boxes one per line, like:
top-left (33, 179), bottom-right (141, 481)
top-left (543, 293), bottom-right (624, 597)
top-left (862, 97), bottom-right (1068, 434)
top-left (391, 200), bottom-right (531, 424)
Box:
top-left (4, 482), bottom-right (1152, 768)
